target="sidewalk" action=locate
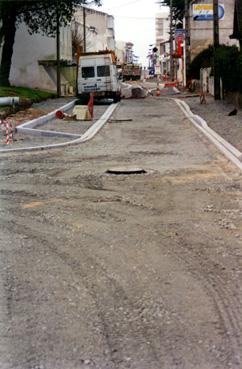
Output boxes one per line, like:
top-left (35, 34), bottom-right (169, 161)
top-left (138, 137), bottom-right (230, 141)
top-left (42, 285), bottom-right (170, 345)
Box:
top-left (176, 94), bottom-right (242, 153)
top-left (143, 80), bottom-right (242, 155)
top-left (3, 97), bottom-right (75, 127)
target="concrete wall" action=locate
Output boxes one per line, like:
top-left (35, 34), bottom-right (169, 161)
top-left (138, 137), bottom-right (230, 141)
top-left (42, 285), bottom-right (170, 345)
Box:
top-left (190, 0), bottom-right (239, 60)
top-left (1, 23), bottom-right (72, 92)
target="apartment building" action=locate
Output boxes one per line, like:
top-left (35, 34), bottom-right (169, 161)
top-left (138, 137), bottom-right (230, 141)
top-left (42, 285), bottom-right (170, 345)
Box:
top-left (155, 11), bottom-right (170, 75)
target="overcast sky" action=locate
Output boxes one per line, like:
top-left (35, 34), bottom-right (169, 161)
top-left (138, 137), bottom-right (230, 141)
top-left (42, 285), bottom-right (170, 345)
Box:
top-left (92, 0), bottom-right (169, 66)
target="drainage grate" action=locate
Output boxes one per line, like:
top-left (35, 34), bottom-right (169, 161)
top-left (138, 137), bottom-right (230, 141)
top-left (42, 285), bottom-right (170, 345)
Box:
top-left (106, 166), bottom-right (147, 175)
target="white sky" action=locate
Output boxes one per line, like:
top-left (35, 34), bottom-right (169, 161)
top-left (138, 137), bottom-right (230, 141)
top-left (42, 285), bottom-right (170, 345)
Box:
top-left (92, 0), bottom-right (168, 66)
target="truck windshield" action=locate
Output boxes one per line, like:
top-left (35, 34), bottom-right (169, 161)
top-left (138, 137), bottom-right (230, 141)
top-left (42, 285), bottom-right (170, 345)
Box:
top-left (97, 66), bottom-right (110, 77)
top-left (82, 67), bottom-right (95, 78)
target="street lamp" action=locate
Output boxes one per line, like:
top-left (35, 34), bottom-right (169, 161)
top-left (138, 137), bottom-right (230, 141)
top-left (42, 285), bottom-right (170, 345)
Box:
top-left (56, 0), bottom-right (61, 98)
top-left (170, 0), bottom-right (174, 81)
top-left (83, 6), bottom-right (86, 52)
top-left (213, 0), bottom-right (220, 100)
top-left (184, 0), bottom-right (190, 86)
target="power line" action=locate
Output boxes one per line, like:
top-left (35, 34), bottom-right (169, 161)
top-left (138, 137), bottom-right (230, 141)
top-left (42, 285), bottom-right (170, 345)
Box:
top-left (105, 0), bottom-right (143, 11)
top-left (116, 15), bottom-right (155, 19)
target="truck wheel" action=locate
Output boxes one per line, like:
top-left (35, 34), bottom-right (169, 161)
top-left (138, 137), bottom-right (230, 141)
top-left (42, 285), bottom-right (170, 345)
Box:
top-left (77, 93), bottom-right (90, 105)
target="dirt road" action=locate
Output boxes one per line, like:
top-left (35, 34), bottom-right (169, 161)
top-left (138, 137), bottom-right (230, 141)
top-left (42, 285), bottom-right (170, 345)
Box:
top-left (0, 96), bottom-right (242, 369)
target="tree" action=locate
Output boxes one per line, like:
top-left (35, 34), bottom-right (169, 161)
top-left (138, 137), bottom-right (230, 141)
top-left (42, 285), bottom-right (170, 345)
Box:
top-left (0, 0), bottom-right (101, 86)
top-left (157, 0), bottom-right (192, 26)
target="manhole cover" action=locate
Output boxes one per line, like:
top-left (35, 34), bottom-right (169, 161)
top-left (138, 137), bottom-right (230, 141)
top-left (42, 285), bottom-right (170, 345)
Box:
top-left (106, 166), bottom-right (147, 175)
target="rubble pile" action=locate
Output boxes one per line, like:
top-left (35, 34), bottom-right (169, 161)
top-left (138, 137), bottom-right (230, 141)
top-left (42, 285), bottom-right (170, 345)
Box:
top-left (120, 83), bottom-right (148, 99)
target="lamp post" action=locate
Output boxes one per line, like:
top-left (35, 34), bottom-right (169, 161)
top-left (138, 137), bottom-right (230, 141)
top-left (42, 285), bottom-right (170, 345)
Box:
top-left (170, 0), bottom-right (174, 81)
top-left (83, 6), bottom-right (86, 53)
top-left (56, 0), bottom-right (61, 97)
top-left (184, 0), bottom-right (190, 86)
top-left (213, 0), bottom-right (220, 100)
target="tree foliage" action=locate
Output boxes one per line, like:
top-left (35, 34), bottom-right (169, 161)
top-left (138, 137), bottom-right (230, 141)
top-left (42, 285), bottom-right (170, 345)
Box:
top-left (189, 46), bottom-right (214, 79)
top-left (0, 0), bottom-right (101, 35)
top-left (189, 45), bottom-right (242, 92)
top-left (157, 0), bottom-right (192, 25)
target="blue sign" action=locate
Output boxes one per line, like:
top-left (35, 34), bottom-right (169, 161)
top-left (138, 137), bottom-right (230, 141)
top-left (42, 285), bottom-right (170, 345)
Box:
top-left (193, 4), bottom-right (224, 21)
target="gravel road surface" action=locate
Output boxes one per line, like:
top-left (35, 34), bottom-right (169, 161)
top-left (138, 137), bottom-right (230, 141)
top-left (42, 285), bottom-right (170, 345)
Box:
top-left (0, 96), bottom-right (242, 369)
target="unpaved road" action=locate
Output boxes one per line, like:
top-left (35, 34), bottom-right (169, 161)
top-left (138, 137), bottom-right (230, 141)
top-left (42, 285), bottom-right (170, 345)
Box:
top-left (0, 96), bottom-right (242, 369)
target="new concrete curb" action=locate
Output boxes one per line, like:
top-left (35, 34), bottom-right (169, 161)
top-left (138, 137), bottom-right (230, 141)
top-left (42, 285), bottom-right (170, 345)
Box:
top-left (0, 102), bottom-right (119, 153)
top-left (17, 99), bottom-right (78, 138)
top-left (175, 98), bottom-right (242, 171)
top-left (18, 99), bottom-right (77, 129)
top-left (18, 127), bottom-right (81, 139)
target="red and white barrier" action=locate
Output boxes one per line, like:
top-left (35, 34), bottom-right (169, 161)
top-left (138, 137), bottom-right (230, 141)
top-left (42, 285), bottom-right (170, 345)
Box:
top-left (87, 93), bottom-right (94, 119)
top-left (0, 120), bottom-right (14, 144)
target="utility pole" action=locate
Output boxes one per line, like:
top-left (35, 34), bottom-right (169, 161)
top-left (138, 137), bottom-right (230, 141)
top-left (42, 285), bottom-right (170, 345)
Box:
top-left (184, 0), bottom-right (190, 86)
top-left (213, 0), bottom-right (220, 99)
top-left (170, 0), bottom-right (174, 81)
top-left (83, 6), bottom-right (86, 53)
top-left (56, 0), bottom-right (61, 98)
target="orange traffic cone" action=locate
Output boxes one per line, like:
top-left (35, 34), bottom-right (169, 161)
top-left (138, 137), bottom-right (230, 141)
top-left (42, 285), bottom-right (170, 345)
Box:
top-left (156, 88), bottom-right (161, 97)
top-left (55, 110), bottom-right (65, 119)
top-left (55, 110), bottom-right (76, 120)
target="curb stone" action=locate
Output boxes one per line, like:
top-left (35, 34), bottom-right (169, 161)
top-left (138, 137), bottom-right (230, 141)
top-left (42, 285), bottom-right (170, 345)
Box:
top-left (175, 98), bottom-right (242, 171)
top-left (0, 102), bottom-right (119, 153)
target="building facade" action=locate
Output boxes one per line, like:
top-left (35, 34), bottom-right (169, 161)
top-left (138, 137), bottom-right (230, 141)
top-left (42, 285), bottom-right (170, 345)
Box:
top-left (189, 0), bottom-right (238, 60)
top-left (155, 11), bottom-right (170, 75)
top-left (73, 7), bottom-right (115, 53)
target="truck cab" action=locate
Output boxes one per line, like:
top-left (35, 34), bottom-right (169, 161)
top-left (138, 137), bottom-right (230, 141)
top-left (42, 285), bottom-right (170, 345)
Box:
top-left (78, 51), bottom-right (121, 103)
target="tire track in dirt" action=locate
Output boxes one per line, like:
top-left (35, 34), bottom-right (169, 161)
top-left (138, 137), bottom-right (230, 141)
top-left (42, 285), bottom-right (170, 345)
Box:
top-left (1, 218), bottom-right (160, 368)
top-left (169, 233), bottom-right (242, 367)
top-left (42, 242), bottom-right (196, 369)
top-left (1, 213), bottom-right (202, 369)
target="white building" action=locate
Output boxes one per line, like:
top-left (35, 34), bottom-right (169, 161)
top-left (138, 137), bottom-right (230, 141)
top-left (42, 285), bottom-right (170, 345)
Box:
top-left (74, 6), bottom-right (115, 52)
top-left (155, 11), bottom-right (170, 48)
top-left (155, 11), bottom-right (170, 75)
top-left (115, 41), bottom-right (126, 65)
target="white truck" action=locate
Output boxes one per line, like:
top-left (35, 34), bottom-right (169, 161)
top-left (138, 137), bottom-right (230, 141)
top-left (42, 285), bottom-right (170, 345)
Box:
top-left (77, 51), bottom-right (121, 103)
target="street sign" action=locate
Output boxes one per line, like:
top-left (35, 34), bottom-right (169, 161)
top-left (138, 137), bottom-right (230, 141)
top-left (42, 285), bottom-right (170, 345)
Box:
top-left (175, 29), bottom-right (186, 35)
top-left (193, 4), bottom-right (224, 21)
top-left (175, 29), bottom-right (186, 41)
